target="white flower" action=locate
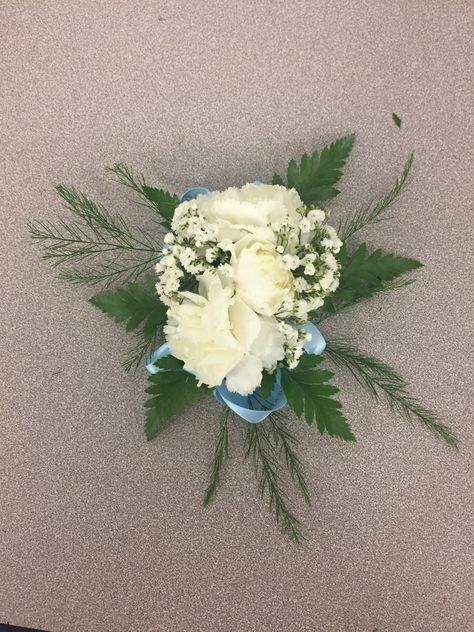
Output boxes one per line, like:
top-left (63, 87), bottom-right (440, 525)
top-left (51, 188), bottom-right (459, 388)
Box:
top-left (164, 272), bottom-right (284, 393)
top-left (219, 263), bottom-right (234, 278)
top-left (205, 247), bottom-right (217, 263)
top-left (294, 277), bottom-right (310, 292)
top-left (163, 232), bottom-right (174, 244)
top-left (217, 238), bottom-right (233, 252)
top-left (226, 313), bottom-right (285, 395)
top-left (299, 217), bottom-right (312, 233)
top-left (321, 225), bottom-right (343, 253)
top-left (302, 253), bottom-right (316, 264)
top-left (304, 263), bottom-right (316, 276)
top-left (319, 269), bottom-right (335, 290)
top-left (282, 254), bottom-right (300, 270)
top-left (233, 236), bottom-right (293, 316)
top-left (164, 274), bottom-right (243, 387)
top-left (307, 208), bottom-right (325, 224)
top-left (194, 183), bottom-right (302, 242)
top-left (295, 299), bottom-right (309, 319)
top-left (308, 296), bottom-right (324, 311)
top-left (322, 251), bottom-right (339, 271)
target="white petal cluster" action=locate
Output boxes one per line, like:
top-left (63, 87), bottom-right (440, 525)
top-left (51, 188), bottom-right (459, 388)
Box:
top-left (155, 183), bottom-right (342, 395)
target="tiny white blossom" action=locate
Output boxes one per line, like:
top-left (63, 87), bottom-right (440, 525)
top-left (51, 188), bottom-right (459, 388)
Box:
top-left (282, 254), bottom-right (300, 270)
top-left (304, 263), bottom-right (316, 276)
top-left (299, 218), bottom-right (312, 233)
top-left (307, 208), bottom-right (325, 224)
top-left (217, 239), bottom-right (233, 251)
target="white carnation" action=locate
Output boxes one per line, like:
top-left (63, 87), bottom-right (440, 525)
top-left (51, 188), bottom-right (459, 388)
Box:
top-left (195, 183), bottom-right (302, 243)
top-left (233, 236), bottom-right (294, 316)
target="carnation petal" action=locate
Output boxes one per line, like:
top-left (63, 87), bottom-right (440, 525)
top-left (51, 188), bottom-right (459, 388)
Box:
top-left (225, 355), bottom-right (263, 396)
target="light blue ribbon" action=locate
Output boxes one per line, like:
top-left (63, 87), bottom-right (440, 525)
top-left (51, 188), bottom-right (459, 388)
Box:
top-left (179, 187), bottom-right (210, 202)
top-left (146, 185), bottom-right (326, 423)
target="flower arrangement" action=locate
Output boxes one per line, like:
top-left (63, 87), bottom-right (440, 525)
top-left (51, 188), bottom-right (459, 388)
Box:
top-left (29, 134), bottom-right (457, 542)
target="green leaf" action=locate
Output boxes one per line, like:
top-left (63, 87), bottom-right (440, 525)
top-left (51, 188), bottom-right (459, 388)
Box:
top-left (144, 357), bottom-right (202, 440)
top-left (89, 276), bottom-right (166, 335)
top-left (276, 134), bottom-right (355, 203)
top-left (392, 112), bottom-right (402, 128)
top-left (260, 371), bottom-right (277, 399)
top-left (280, 355), bottom-right (355, 441)
top-left (331, 243), bottom-right (423, 308)
top-left (142, 186), bottom-right (180, 228)
top-left (272, 174), bottom-right (284, 186)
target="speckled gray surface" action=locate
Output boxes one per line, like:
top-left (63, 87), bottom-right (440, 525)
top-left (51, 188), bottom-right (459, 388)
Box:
top-left (1, 2), bottom-right (473, 631)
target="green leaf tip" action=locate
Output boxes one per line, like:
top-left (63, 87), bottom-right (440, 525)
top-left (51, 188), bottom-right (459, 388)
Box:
top-left (392, 112), bottom-right (402, 128)
top-left (273, 133), bottom-right (355, 203)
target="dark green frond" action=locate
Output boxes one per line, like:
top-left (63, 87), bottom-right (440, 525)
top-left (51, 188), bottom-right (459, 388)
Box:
top-left (280, 355), bottom-right (355, 441)
top-left (245, 421), bottom-right (304, 543)
top-left (274, 134), bottom-right (355, 203)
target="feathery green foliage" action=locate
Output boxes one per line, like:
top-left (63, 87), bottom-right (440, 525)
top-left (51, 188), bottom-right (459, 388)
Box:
top-left (319, 243), bottom-right (422, 319)
top-left (203, 407), bottom-right (230, 506)
top-left (267, 412), bottom-right (311, 505)
top-left (273, 134), bottom-right (355, 203)
top-left (107, 163), bottom-right (179, 228)
top-left (281, 355), bottom-right (355, 441)
top-left (122, 330), bottom-right (160, 374)
top-left (338, 153), bottom-right (414, 240)
top-left (28, 184), bottom-right (160, 287)
top-left (325, 340), bottom-right (458, 448)
top-left (245, 420), bottom-right (304, 542)
top-left (144, 356), bottom-right (203, 440)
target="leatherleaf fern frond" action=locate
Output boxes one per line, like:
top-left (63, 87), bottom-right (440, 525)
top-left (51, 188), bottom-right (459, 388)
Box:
top-left (316, 243), bottom-right (423, 322)
top-left (89, 275), bottom-right (167, 373)
top-left (273, 134), bottom-right (355, 203)
top-left (145, 356), bottom-right (205, 440)
top-left (280, 354), bottom-right (355, 441)
top-left (325, 340), bottom-right (458, 448)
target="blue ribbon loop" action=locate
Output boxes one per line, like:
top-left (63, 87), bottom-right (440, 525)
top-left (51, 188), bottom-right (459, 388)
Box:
top-left (146, 186), bottom-right (326, 423)
top-left (179, 187), bottom-right (210, 202)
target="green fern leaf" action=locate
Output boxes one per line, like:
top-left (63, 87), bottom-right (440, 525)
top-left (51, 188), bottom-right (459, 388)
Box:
top-left (144, 356), bottom-right (202, 440)
top-left (275, 134), bottom-right (355, 203)
top-left (142, 187), bottom-right (180, 228)
top-left (280, 355), bottom-right (355, 441)
top-left (89, 276), bottom-right (166, 335)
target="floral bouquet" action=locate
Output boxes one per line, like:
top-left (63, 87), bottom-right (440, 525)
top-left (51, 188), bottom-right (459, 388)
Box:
top-left (29, 134), bottom-right (457, 541)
